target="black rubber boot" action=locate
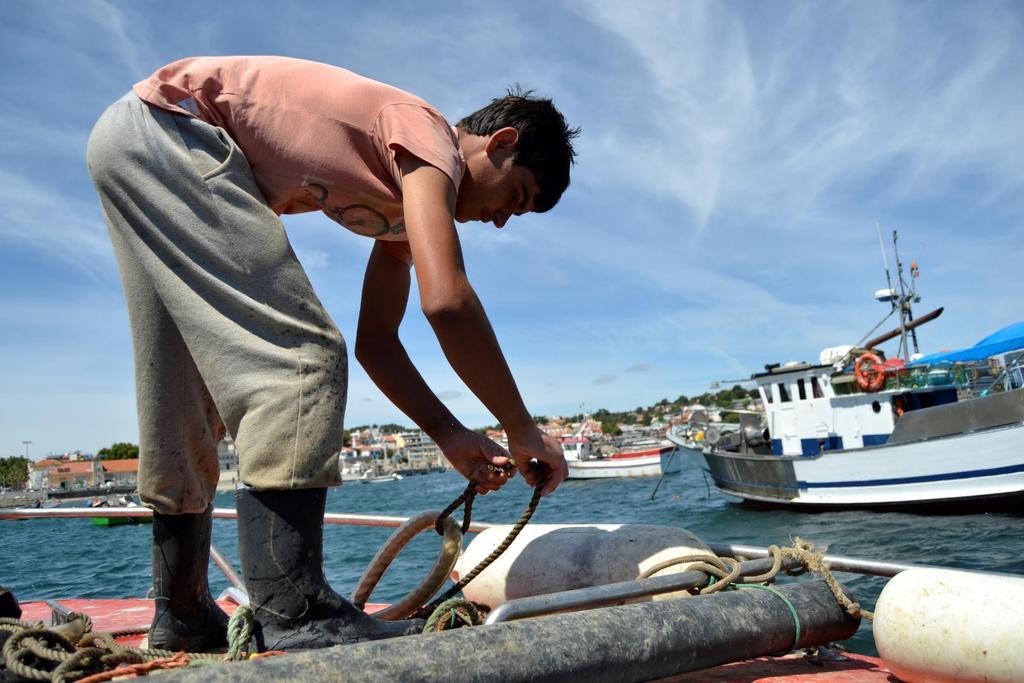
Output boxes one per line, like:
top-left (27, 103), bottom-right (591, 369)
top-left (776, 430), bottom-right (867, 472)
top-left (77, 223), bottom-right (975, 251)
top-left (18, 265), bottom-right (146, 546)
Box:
top-left (149, 506), bottom-right (229, 651)
top-left (236, 487), bottom-right (423, 651)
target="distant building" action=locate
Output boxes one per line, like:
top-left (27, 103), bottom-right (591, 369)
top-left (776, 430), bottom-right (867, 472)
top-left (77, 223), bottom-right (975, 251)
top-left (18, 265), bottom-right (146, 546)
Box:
top-left (397, 430), bottom-right (446, 471)
top-left (217, 436), bottom-right (238, 471)
top-left (63, 450), bottom-right (93, 462)
top-left (539, 422), bottom-right (571, 438)
top-left (46, 460), bottom-right (101, 490)
top-left (100, 459), bottom-right (140, 487)
top-left (29, 459), bottom-right (63, 490)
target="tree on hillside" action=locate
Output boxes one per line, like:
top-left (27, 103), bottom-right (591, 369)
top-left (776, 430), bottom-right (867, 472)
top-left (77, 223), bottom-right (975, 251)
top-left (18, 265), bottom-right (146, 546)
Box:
top-left (0, 456), bottom-right (30, 488)
top-left (97, 442), bottom-right (139, 460)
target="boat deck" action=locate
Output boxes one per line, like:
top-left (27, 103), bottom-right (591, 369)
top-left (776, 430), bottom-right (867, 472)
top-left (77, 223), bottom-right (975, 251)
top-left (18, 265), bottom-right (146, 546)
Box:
top-left (17, 599), bottom-right (892, 681)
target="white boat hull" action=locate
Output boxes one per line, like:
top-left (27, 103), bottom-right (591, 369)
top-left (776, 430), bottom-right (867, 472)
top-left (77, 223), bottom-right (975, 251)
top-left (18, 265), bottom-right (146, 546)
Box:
top-left (358, 473), bottom-right (403, 484)
top-left (691, 422), bottom-right (1024, 507)
top-left (567, 448), bottom-right (683, 479)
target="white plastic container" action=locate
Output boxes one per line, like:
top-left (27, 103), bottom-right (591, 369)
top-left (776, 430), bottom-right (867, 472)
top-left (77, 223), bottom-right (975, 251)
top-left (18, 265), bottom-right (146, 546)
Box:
top-left (873, 568), bottom-right (1024, 683)
top-left (454, 523), bottom-right (711, 608)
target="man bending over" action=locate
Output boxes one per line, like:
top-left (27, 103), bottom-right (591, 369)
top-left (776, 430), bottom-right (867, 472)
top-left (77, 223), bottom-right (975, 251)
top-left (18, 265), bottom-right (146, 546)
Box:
top-left (87, 56), bottom-right (577, 652)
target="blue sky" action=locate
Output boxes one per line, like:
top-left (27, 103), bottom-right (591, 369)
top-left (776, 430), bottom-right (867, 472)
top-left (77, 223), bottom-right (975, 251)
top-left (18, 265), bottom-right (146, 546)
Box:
top-left (2, 1), bottom-right (1022, 459)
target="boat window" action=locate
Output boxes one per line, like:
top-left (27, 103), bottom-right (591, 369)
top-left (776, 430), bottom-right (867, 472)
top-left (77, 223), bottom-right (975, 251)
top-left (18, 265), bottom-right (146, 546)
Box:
top-left (761, 386), bottom-right (773, 404)
top-left (797, 378), bottom-right (807, 400)
top-left (777, 382), bottom-right (791, 403)
top-left (811, 377), bottom-right (824, 398)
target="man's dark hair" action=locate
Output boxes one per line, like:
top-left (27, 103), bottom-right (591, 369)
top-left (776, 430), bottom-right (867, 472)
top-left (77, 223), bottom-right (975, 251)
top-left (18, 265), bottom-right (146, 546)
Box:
top-left (458, 86), bottom-right (580, 213)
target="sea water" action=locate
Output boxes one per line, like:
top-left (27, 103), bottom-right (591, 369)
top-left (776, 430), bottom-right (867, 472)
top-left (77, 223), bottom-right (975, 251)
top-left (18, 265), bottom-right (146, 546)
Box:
top-left (2, 467), bottom-right (1022, 656)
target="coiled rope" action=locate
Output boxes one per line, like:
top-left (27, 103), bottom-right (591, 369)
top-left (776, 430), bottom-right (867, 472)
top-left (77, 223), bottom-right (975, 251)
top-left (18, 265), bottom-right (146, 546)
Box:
top-left (0, 613), bottom-right (239, 683)
top-left (636, 536), bottom-right (872, 620)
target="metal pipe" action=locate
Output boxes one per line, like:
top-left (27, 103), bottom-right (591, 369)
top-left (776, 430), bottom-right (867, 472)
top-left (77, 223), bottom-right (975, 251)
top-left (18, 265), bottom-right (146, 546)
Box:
top-left (485, 556), bottom-right (791, 625)
top-left (0, 507), bottom-right (154, 520)
top-left (209, 542), bottom-right (244, 589)
top-left (704, 542), bottom-right (1020, 579)
top-left (0, 507), bottom-right (494, 534)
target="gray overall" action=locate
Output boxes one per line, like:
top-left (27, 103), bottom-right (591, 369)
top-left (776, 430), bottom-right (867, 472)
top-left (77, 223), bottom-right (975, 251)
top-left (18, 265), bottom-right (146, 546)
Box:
top-left (87, 93), bottom-right (345, 514)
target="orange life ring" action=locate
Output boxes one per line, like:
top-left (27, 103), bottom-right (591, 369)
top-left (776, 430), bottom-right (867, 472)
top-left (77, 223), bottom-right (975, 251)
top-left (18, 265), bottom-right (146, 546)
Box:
top-left (855, 352), bottom-right (887, 392)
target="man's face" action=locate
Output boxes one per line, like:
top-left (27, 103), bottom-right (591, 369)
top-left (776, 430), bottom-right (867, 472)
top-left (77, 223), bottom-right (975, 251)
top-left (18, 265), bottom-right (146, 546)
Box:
top-left (455, 128), bottom-right (541, 229)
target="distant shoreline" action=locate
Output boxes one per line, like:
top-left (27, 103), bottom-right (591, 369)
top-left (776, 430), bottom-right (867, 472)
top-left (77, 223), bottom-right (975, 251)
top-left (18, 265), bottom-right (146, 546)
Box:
top-left (217, 469), bottom-right (240, 492)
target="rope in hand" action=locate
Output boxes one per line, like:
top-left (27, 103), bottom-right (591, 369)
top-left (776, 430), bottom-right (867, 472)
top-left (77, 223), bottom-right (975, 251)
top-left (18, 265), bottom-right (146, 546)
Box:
top-left (423, 462), bottom-right (546, 618)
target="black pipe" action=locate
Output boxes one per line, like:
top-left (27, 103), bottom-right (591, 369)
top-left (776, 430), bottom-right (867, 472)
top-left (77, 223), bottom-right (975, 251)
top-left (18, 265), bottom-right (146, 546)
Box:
top-left (170, 579), bottom-right (860, 683)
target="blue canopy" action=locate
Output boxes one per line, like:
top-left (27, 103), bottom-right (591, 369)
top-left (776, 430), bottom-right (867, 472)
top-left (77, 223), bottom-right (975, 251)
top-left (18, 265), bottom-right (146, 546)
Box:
top-left (911, 321), bottom-right (1024, 365)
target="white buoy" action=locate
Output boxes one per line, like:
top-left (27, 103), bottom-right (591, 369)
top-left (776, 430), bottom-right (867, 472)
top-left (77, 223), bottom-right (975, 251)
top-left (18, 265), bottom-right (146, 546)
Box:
top-left (454, 524), bottom-right (711, 608)
top-left (873, 568), bottom-right (1024, 683)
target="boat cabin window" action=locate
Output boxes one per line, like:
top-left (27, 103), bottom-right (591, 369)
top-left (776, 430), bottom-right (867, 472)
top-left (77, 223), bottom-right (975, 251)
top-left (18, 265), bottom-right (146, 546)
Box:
top-left (811, 377), bottom-right (824, 398)
top-left (777, 382), bottom-right (791, 403)
top-left (797, 378), bottom-right (807, 400)
top-left (761, 386), bottom-right (773, 404)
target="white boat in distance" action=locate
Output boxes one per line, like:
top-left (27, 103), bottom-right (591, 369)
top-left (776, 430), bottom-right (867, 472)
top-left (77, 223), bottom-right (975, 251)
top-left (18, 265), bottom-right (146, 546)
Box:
top-left (358, 471), bottom-right (404, 484)
top-left (562, 437), bottom-right (682, 479)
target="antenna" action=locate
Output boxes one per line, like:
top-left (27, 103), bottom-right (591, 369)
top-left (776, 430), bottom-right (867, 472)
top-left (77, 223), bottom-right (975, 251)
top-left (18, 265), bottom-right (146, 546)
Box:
top-left (876, 222), bottom-right (895, 313)
top-left (892, 230), bottom-right (919, 357)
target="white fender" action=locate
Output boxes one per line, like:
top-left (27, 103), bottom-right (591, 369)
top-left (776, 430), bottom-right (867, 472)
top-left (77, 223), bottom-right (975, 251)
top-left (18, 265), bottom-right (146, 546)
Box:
top-left (453, 524), bottom-right (711, 609)
top-left (873, 568), bottom-right (1024, 683)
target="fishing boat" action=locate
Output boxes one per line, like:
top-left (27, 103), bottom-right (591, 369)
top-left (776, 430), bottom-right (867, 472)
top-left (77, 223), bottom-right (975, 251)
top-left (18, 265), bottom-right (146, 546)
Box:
top-left (563, 437), bottom-right (682, 479)
top-left (87, 493), bottom-right (152, 526)
top-left (358, 471), bottom-right (403, 484)
top-left (668, 232), bottom-right (1024, 508)
top-left (2, 504), bottom-right (1021, 682)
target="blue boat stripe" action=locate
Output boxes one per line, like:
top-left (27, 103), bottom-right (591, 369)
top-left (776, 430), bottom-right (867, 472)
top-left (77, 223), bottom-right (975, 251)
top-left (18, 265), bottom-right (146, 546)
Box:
top-left (800, 463), bottom-right (1024, 489)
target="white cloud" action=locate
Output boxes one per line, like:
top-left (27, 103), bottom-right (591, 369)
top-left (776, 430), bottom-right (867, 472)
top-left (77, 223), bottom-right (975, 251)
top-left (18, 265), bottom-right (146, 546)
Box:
top-left (0, 169), bottom-right (115, 278)
top-left (625, 364), bottom-right (653, 373)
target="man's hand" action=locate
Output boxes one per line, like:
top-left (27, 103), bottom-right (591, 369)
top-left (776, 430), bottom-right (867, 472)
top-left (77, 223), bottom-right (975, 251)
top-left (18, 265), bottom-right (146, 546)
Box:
top-left (506, 427), bottom-right (568, 496)
top-left (436, 427), bottom-right (516, 495)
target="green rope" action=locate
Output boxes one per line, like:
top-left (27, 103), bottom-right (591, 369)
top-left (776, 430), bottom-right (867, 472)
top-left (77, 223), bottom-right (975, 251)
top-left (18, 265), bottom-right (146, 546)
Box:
top-left (423, 598), bottom-right (482, 633)
top-left (736, 584), bottom-right (801, 651)
top-left (226, 606), bottom-right (254, 661)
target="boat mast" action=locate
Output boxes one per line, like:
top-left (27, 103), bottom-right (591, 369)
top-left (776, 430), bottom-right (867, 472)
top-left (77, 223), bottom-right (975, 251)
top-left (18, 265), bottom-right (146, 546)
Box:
top-left (891, 230), bottom-right (919, 359)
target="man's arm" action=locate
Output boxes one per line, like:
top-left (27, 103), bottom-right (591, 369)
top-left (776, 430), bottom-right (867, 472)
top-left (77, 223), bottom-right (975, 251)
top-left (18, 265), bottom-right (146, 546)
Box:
top-left (371, 151), bottom-right (566, 495)
top-left (355, 242), bottom-right (512, 494)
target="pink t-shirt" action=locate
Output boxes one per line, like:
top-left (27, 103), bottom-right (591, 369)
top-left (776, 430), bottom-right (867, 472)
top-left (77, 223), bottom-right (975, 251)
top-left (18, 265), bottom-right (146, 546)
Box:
top-left (134, 56), bottom-right (465, 264)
